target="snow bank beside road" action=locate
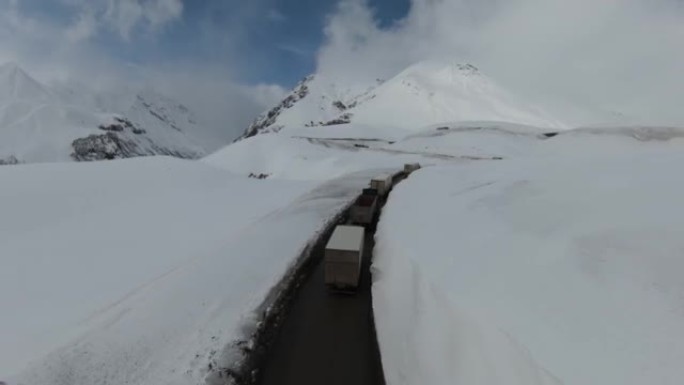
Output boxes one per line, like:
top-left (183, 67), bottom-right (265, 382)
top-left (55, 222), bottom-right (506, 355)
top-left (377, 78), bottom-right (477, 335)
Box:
top-left (0, 157), bottom-right (311, 382)
top-left (373, 233), bottom-right (562, 385)
top-left (4, 160), bottom-right (382, 385)
top-left (374, 148), bottom-right (684, 385)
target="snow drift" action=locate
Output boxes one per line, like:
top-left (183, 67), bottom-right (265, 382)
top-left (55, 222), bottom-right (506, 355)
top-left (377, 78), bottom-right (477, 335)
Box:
top-left (374, 141), bottom-right (684, 385)
top-left (0, 156), bottom-right (392, 385)
top-left (204, 130), bottom-right (436, 180)
top-left (0, 157), bottom-right (312, 380)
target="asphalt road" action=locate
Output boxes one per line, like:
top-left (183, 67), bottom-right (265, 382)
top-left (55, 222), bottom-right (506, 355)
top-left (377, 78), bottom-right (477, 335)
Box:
top-left (256, 224), bottom-right (386, 385)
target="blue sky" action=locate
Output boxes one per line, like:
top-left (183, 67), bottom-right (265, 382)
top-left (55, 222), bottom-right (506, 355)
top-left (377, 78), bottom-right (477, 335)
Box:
top-left (169, 0), bottom-right (410, 85)
top-left (186, 0), bottom-right (409, 86)
top-left (9, 0), bottom-right (410, 87)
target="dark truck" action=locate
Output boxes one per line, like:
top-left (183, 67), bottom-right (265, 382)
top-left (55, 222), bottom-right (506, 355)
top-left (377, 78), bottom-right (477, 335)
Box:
top-left (349, 188), bottom-right (379, 226)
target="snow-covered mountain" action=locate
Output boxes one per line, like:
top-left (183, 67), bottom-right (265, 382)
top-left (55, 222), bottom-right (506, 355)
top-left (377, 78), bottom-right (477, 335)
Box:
top-left (0, 62), bottom-right (214, 164)
top-left (241, 61), bottom-right (567, 139)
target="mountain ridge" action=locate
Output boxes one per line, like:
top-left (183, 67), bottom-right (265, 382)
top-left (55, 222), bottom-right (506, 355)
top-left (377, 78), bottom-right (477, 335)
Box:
top-left (0, 63), bottom-right (214, 164)
top-left (240, 60), bottom-right (567, 140)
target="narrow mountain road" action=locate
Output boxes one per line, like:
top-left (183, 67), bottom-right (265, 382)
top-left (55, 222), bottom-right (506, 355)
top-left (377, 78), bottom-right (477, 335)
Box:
top-left (255, 227), bottom-right (385, 385)
top-left (251, 175), bottom-right (411, 385)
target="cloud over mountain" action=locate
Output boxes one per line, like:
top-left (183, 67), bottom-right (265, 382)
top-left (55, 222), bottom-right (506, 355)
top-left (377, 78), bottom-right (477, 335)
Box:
top-left (316, 0), bottom-right (684, 126)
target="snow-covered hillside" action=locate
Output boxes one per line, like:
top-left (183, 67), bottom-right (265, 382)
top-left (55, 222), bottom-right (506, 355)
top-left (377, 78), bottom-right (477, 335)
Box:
top-left (0, 63), bottom-right (214, 164)
top-left (374, 133), bottom-right (684, 385)
top-left (0, 157), bottom-right (312, 381)
top-left (0, 157), bottom-right (396, 385)
top-left (241, 61), bottom-right (566, 139)
top-left (7, 121), bottom-right (684, 385)
top-left (216, 120), bottom-right (684, 385)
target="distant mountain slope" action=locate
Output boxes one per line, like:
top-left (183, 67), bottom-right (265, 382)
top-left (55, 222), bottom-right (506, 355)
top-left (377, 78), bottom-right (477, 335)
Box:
top-left (240, 61), bottom-right (566, 139)
top-left (0, 63), bottom-right (214, 164)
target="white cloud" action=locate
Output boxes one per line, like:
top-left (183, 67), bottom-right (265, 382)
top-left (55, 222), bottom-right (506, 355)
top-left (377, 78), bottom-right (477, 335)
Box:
top-left (66, 8), bottom-right (98, 42)
top-left (316, 0), bottom-right (684, 126)
top-left (141, 0), bottom-right (183, 27)
top-left (141, 64), bottom-right (287, 141)
top-left (0, 0), bottom-right (281, 141)
top-left (103, 0), bottom-right (144, 39)
top-left (61, 0), bottom-right (184, 40)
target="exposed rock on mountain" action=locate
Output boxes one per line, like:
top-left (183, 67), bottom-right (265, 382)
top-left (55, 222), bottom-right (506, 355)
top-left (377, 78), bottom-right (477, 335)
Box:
top-left (241, 75), bottom-right (313, 139)
top-left (0, 62), bottom-right (213, 164)
top-left (0, 155), bottom-right (19, 165)
top-left (239, 61), bottom-right (567, 140)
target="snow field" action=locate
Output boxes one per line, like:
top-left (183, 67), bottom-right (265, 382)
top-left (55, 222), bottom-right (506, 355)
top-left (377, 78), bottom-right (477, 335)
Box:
top-left (2, 157), bottom-right (393, 385)
top-left (0, 157), bottom-right (312, 381)
top-left (203, 132), bottom-right (438, 180)
top-left (374, 146), bottom-right (684, 385)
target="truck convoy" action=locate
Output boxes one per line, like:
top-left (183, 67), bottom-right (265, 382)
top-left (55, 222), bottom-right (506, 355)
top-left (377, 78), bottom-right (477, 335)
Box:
top-left (325, 165), bottom-right (422, 292)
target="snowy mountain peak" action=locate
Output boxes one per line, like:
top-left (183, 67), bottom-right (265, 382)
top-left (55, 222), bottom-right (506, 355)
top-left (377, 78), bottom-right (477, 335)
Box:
top-left (400, 61), bottom-right (481, 79)
top-left (0, 64), bottom-right (216, 164)
top-left (239, 60), bottom-right (565, 139)
top-left (241, 75), bottom-right (315, 139)
top-left (0, 62), bottom-right (52, 102)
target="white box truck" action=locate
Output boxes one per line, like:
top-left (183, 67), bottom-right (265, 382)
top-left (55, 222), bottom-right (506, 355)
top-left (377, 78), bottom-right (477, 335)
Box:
top-left (370, 174), bottom-right (393, 196)
top-left (324, 225), bottom-right (365, 291)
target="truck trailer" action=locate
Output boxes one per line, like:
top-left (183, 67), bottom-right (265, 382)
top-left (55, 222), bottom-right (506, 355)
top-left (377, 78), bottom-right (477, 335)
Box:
top-left (404, 163), bottom-right (421, 174)
top-left (324, 225), bottom-right (365, 291)
top-left (370, 174), bottom-right (393, 196)
top-left (349, 188), bottom-right (378, 226)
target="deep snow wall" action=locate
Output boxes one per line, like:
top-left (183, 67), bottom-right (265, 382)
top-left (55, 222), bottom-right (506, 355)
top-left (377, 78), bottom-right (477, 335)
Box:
top-left (373, 147), bottom-right (684, 385)
top-left (372, 204), bottom-right (562, 385)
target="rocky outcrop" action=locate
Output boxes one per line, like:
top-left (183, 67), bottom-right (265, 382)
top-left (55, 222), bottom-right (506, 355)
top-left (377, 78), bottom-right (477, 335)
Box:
top-left (332, 100), bottom-right (347, 111)
top-left (71, 132), bottom-right (202, 162)
top-left (239, 75), bottom-right (313, 140)
top-left (304, 113), bottom-right (353, 128)
top-left (98, 117), bottom-right (146, 134)
top-left (0, 155), bottom-right (19, 165)
top-left (455, 63), bottom-right (479, 75)
top-left (71, 133), bottom-right (141, 161)
top-left (248, 172), bottom-right (270, 180)
top-left (322, 113), bottom-right (352, 126)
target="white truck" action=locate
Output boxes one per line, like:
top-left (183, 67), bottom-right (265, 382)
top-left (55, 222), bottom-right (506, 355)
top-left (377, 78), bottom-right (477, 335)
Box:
top-left (324, 225), bottom-right (365, 291)
top-left (370, 174), bottom-right (393, 196)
